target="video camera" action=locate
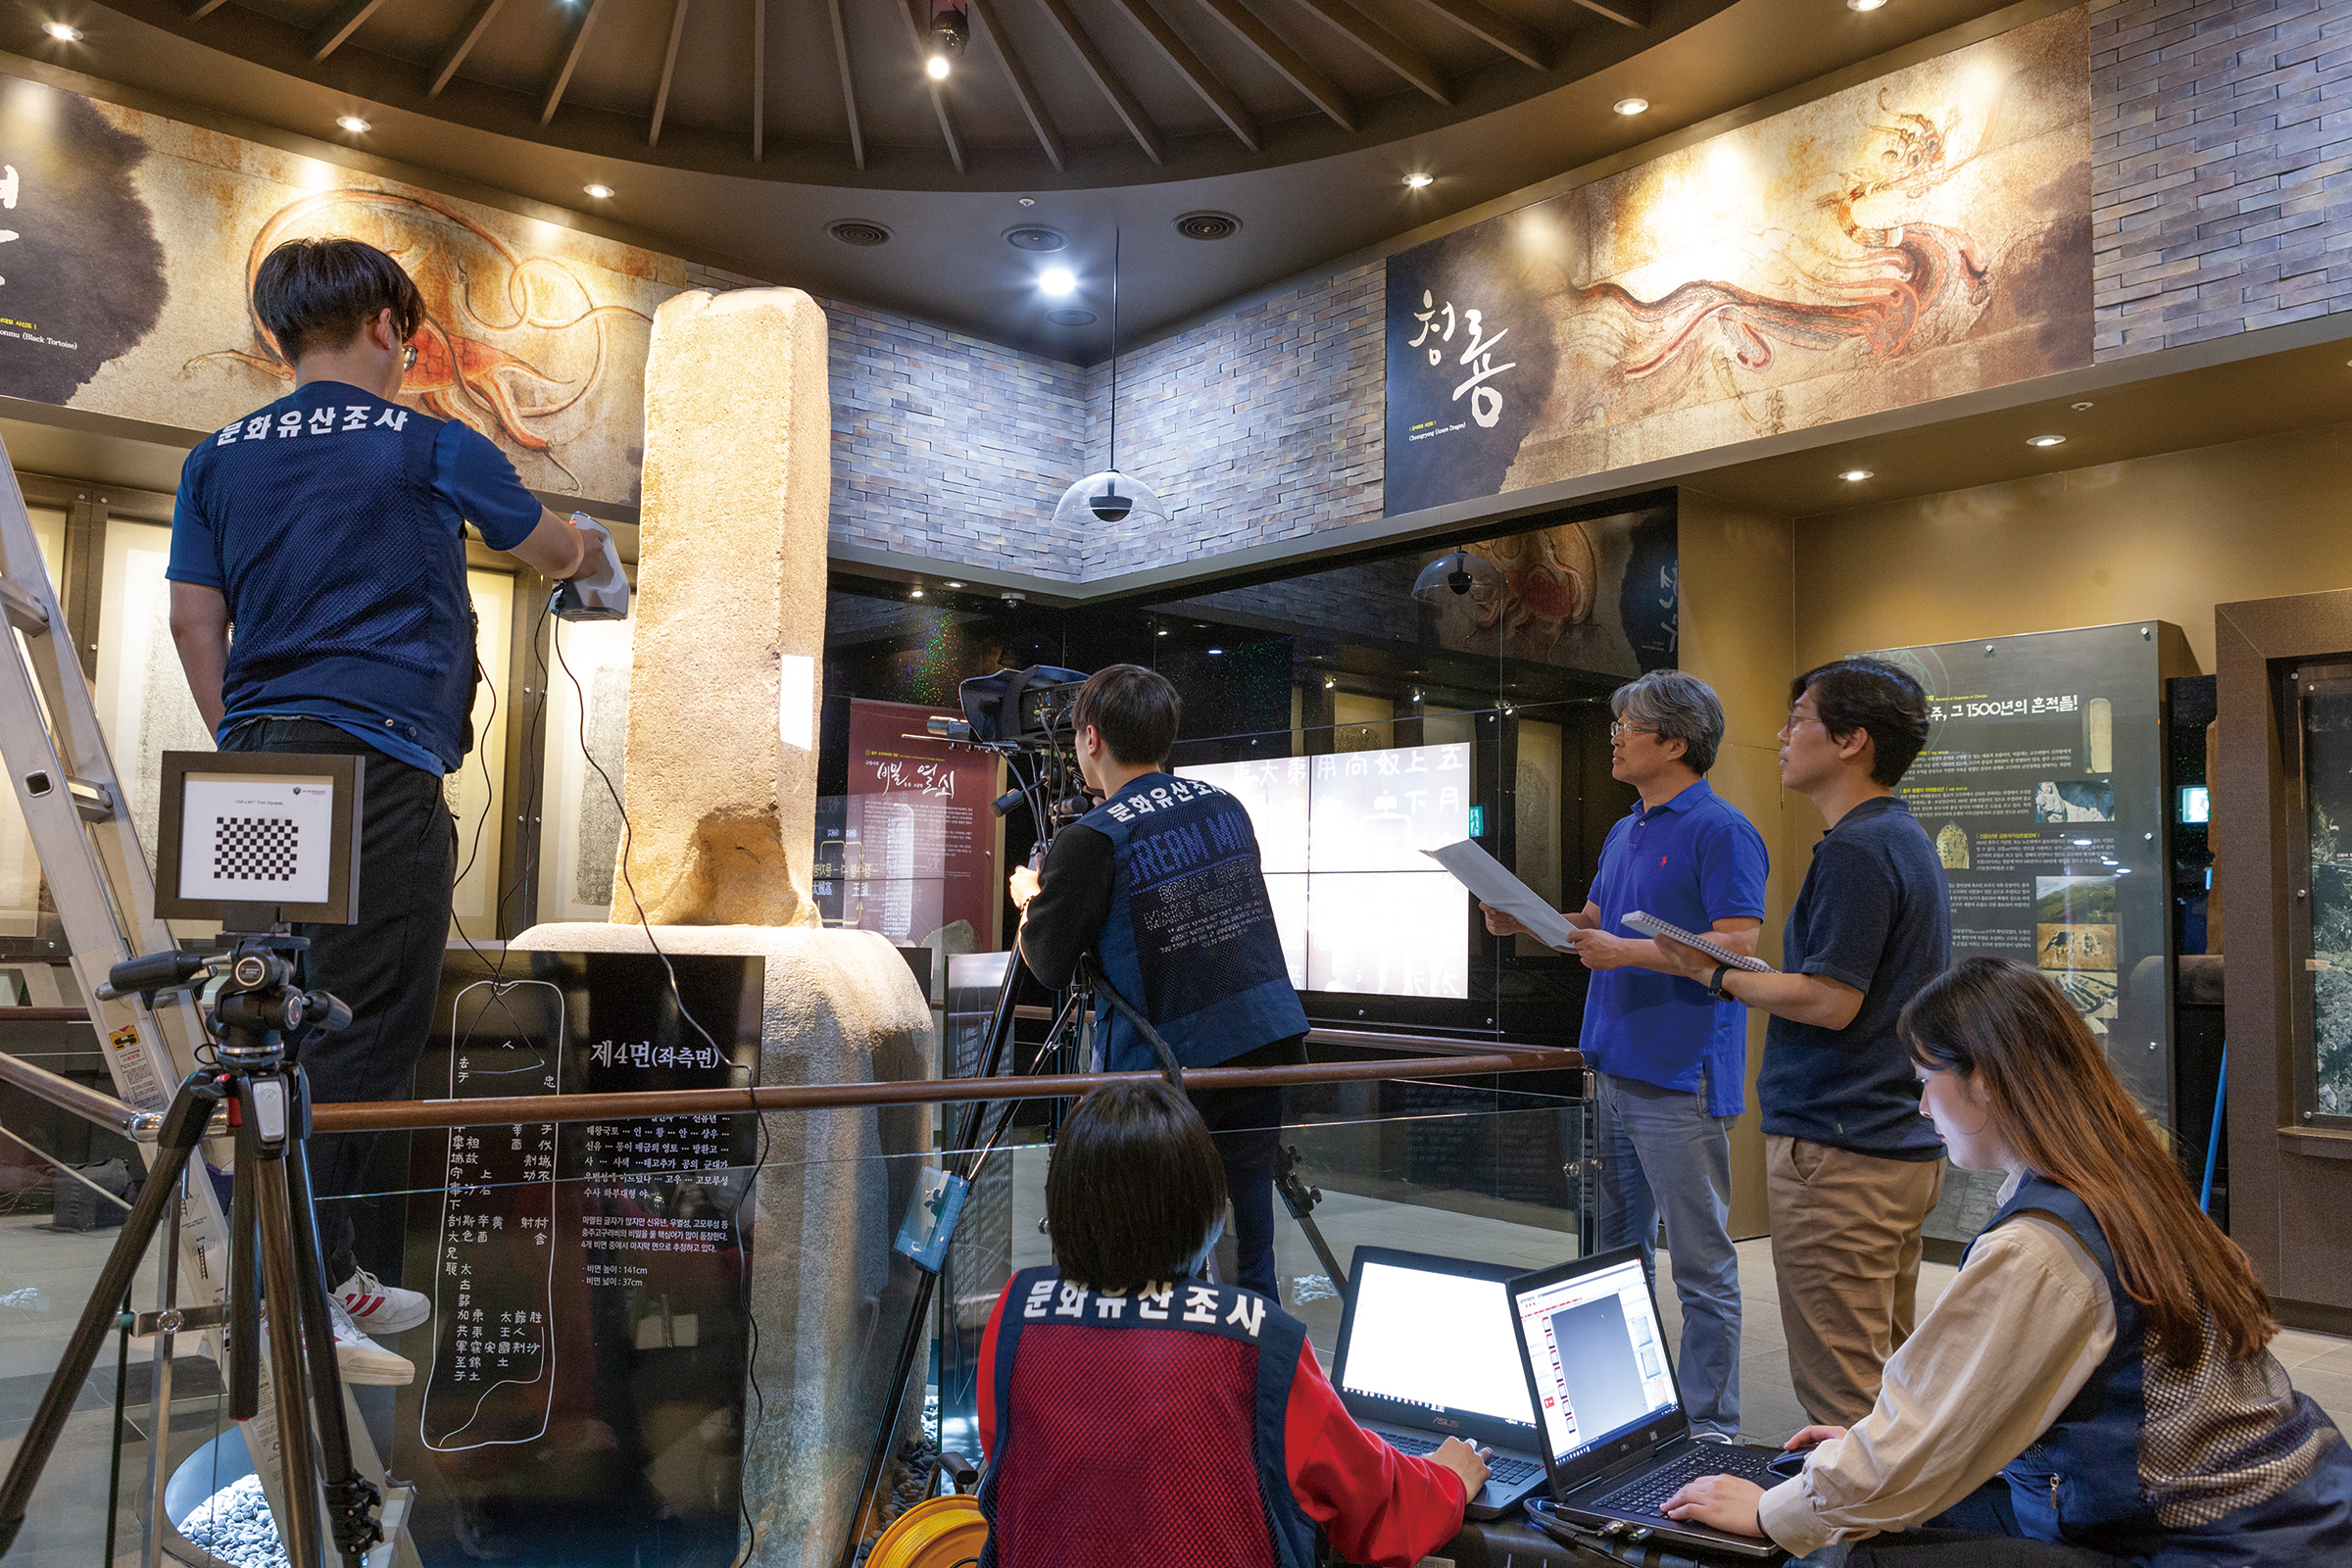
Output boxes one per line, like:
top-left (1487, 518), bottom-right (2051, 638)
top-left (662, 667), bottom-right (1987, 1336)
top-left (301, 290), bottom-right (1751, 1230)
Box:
top-left (927, 664), bottom-right (1093, 840)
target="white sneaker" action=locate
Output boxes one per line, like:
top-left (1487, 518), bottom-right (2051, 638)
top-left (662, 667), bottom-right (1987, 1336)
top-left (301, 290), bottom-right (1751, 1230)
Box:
top-left (325, 1295), bottom-right (415, 1386)
top-left (250, 1298), bottom-right (416, 1387)
top-left (334, 1266), bottom-right (431, 1334)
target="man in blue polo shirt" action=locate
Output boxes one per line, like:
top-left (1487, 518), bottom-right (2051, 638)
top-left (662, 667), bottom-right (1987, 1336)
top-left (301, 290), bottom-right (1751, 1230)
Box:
top-left (1483, 670), bottom-right (1767, 1440)
top-left (168, 237), bottom-right (591, 1382)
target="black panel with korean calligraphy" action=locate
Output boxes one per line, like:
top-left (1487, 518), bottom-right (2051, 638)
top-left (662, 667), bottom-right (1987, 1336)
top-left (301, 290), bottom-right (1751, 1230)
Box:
top-left (394, 950), bottom-right (765, 1568)
top-left (1863, 624), bottom-right (2188, 1247)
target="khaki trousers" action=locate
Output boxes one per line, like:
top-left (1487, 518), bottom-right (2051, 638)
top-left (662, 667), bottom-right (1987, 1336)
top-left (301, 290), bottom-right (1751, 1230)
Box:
top-left (1765, 1135), bottom-right (1945, 1427)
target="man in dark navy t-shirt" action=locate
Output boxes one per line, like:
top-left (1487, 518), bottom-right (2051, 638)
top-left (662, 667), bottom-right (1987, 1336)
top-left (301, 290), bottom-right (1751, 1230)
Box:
top-left (1651, 658), bottom-right (1949, 1427)
top-left (169, 239), bottom-right (590, 1380)
top-left (1480, 670), bottom-right (1766, 1441)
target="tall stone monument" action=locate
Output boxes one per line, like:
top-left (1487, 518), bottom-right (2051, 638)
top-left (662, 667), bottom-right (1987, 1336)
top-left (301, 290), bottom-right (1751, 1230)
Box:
top-left (517, 287), bottom-right (931, 1566)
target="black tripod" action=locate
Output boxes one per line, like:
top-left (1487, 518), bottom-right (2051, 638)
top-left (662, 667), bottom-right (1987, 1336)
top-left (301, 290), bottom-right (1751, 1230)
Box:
top-left (0, 934), bottom-right (386, 1568)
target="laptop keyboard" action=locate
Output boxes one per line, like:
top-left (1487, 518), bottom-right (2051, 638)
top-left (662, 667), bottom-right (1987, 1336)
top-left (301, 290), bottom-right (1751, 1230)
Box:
top-left (1592, 1445), bottom-right (1783, 1518)
top-left (1382, 1431), bottom-right (1544, 1489)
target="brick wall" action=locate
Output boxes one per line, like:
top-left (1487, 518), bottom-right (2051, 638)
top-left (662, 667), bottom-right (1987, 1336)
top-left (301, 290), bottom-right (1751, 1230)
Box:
top-left (685, 261), bottom-right (1093, 581)
top-left (1075, 262), bottom-right (1386, 578)
top-left (2092, 0), bottom-right (2352, 357)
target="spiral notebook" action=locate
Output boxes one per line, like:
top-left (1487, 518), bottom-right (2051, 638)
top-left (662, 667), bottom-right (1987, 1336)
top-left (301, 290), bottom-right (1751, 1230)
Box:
top-left (1620, 911), bottom-right (1773, 972)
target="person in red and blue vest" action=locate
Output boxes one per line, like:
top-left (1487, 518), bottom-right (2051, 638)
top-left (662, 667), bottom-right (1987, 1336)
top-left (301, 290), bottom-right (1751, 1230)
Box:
top-left (1658, 957), bottom-right (2352, 1566)
top-left (976, 1081), bottom-right (1488, 1566)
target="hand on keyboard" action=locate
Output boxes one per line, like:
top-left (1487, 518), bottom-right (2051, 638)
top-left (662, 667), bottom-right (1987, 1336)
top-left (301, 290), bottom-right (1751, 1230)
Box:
top-left (1658, 1464), bottom-right (1774, 1541)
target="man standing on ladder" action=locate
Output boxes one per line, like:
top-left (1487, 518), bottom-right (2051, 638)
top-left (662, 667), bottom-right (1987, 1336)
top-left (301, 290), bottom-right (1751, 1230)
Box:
top-left (165, 237), bottom-right (594, 1381)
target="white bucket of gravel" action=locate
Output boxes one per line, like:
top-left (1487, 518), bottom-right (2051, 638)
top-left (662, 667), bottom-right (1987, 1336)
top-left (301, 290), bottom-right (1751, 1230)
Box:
top-left (164, 1427), bottom-right (287, 1568)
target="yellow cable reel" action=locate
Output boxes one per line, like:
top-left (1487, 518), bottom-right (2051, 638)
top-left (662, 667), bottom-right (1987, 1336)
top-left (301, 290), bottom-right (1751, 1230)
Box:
top-left (863, 1494), bottom-right (986, 1568)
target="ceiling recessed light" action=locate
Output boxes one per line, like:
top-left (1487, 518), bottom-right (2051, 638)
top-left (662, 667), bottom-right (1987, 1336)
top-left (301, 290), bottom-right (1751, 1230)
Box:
top-left (1403, 172), bottom-right (1434, 189)
top-left (1614, 97), bottom-right (1649, 116)
top-left (944, 580), bottom-right (964, 589)
top-left (1044, 307), bottom-right (1097, 325)
top-left (1847, 0), bottom-right (1887, 10)
top-left (1839, 468), bottom-right (1874, 481)
top-left (909, 588), bottom-right (924, 599)
top-left (2027, 434), bottom-right (2067, 447)
top-left (582, 182), bottom-right (614, 199)
top-left (335, 114), bottom-right (370, 133)
top-left (1206, 647), bottom-right (1224, 656)
top-left (1018, 197), bottom-right (1036, 207)
top-left (1156, 628), bottom-right (1169, 636)
top-left (2071, 401), bottom-right (2094, 411)
top-left (42, 22), bottom-right (81, 41)
top-left (1039, 267), bottom-right (1076, 297)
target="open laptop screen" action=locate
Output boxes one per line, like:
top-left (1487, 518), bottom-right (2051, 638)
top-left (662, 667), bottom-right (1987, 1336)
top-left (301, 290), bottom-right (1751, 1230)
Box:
top-left (1338, 1258), bottom-right (1537, 1429)
top-left (1511, 1254), bottom-right (1680, 1466)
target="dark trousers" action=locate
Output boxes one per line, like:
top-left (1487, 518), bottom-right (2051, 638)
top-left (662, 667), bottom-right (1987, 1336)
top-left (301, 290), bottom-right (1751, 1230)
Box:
top-left (1190, 1033), bottom-right (1305, 1300)
top-left (221, 718), bottom-right (455, 1282)
top-left (1844, 1529), bottom-right (2129, 1566)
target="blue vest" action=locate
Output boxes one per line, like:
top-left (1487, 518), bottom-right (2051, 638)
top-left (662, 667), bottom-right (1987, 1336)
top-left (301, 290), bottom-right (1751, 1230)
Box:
top-left (1968, 1176), bottom-right (2352, 1565)
top-left (979, 1266), bottom-right (1317, 1568)
top-left (1079, 773), bottom-right (1308, 1072)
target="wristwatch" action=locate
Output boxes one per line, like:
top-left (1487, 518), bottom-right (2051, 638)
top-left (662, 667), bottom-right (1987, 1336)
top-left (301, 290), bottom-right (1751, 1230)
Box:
top-left (1707, 964), bottom-right (1733, 1000)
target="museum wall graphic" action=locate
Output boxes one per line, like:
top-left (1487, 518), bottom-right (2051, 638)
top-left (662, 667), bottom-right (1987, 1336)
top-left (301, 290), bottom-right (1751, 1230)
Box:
top-left (1385, 5), bottom-right (2094, 516)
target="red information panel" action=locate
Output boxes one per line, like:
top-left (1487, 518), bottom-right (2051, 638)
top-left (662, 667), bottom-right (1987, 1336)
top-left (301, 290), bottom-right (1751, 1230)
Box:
top-left (840, 699), bottom-right (1002, 949)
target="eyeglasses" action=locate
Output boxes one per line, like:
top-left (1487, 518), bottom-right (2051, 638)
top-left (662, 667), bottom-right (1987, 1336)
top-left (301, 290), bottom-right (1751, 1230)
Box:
top-left (1782, 710), bottom-right (1816, 734)
top-left (1608, 721), bottom-right (1659, 740)
top-left (401, 342), bottom-right (418, 370)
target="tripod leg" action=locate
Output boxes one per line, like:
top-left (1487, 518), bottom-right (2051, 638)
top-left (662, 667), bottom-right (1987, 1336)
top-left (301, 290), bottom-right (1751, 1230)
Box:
top-left (280, 1096), bottom-right (379, 1567)
top-left (230, 1114), bottom-right (263, 1421)
top-left (252, 1151), bottom-right (329, 1568)
top-left (0, 1072), bottom-right (220, 1559)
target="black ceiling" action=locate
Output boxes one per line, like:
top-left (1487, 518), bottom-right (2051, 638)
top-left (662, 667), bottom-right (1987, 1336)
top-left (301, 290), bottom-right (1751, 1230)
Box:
top-left (35, 0), bottom-right (2019, 357)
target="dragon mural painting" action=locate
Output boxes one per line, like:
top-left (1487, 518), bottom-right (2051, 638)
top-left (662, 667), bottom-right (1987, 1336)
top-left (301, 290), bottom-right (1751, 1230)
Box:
top-left (1386, 6), bottom-right (2091, 514)
top-left (193, 189), bottom-right (651, 492)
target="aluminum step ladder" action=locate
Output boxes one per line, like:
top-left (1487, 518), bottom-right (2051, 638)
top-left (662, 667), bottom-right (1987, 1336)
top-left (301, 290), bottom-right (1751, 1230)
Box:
top-left (0, 449), bottom-right (416, 1568)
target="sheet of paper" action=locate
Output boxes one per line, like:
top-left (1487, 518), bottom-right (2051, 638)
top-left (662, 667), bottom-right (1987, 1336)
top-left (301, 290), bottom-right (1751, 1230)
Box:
top-left (1422, 839), bottom-right (1579, 955)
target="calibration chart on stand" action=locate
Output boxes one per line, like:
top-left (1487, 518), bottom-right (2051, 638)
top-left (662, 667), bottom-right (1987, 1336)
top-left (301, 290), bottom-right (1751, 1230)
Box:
top-left (395, 951), bottom-right (765, 1568)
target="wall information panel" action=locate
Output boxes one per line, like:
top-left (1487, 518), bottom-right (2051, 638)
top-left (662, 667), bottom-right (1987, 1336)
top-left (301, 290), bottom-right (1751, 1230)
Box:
top-left (394, 951), bottom-right (763, 1568)
top-left (1865, 624), bottom-right (2177, 1243)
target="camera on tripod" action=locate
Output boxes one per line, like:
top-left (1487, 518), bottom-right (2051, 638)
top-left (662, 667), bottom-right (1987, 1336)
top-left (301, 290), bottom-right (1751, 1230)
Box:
top-left (927, 664), bottom-right (1094, 839)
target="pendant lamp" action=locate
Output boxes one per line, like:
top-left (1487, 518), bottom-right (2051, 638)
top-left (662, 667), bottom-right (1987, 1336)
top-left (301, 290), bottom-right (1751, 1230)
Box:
top-left (1052, 229), bottom-right (1170, 533)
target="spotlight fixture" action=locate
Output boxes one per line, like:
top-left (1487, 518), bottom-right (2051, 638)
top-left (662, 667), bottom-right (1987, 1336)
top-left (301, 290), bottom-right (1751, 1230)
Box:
top-left (1323, 677), bottom-right (1336, 690)
top-left (582, 182), bottom-right (614, 200)
top-left (2027, 434), bottom-right (2067, 448)
top-left (42, 22), bottom-right (81, 41)
top-left (1614, 97), bottom-right (1649, 116)
top-left (1039, 267), bottom-right (1076, 297)
top-left (1403, 172), bottom-right (1434, 190)
top-left (910, 588), bottom-right (924, 599)
top-left (924, 4), bottom-right (967, 77)
top-left (1839, 468), bottom-right (1874, 481)
top-left (335, 115), bottom-right (370, 133)
top-left (1847, 0), bottom-right (1887, 10)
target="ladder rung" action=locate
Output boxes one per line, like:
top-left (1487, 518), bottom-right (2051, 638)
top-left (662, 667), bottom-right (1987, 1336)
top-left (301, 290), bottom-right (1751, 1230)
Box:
top-left (23, 768), bottom-right (117, 822)
top-left (0, 575), bottom-right (48, 635)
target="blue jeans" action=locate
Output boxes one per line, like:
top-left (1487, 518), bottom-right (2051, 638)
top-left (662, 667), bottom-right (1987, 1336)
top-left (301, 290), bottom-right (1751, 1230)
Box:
top-left (1596, 1071), bottom-right (1741, 1439)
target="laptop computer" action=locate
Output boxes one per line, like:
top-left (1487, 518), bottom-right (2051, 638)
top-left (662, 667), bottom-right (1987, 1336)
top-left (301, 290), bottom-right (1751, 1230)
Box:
top-left (1327, 1247), bottom-right (1552, 1520)
top-left (1507, 1247), bottom-right (1788, 1558)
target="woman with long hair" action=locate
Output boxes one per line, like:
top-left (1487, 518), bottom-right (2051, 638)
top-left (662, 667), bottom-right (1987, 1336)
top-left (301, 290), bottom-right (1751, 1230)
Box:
top-left (1660, 956), bottom-right (2352, 1564)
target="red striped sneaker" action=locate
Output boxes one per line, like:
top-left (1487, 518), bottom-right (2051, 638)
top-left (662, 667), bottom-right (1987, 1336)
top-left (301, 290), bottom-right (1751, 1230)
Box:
top-left (334, 1266), bottom-right (430, 1334)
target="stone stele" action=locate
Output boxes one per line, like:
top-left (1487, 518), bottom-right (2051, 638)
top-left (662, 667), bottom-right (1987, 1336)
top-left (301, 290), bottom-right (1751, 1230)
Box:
top-left (612, 286), bottom-right (830, 928)
top-left (519, 287), bottom-right (934, 1566)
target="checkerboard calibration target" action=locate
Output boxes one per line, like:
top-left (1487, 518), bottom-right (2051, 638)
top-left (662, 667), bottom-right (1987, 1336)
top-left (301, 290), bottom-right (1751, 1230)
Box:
top-left (212, 815), bottom-right (301, 883)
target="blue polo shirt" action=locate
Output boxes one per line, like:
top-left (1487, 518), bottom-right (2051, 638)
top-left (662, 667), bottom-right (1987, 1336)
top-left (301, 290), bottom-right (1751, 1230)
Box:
top-left (1579, 779), bottom-right (1770, 1116)
top-left (168, 381), bottom-right (543, 774)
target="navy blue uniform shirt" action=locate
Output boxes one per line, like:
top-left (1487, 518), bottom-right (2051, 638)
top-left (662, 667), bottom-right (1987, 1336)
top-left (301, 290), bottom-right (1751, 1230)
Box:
top-left (1580, 778), bottom-right (1769, 1116)
top-left (169, 381), bottom-right (542, 774)
top-left (1759, 795), bottom-right (1950, 1159)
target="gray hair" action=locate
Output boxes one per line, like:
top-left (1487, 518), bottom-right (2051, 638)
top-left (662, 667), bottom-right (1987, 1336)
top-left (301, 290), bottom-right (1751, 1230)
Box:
top-left (1609, 671), bottom-right (1725, 775)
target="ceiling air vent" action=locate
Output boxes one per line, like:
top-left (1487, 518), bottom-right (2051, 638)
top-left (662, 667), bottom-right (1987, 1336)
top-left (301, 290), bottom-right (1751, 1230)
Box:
top-left (827, 220), bottom-right (892, 246)
top-left (1045, 308), bottom-right (1098, 325)
top-left (1005, 226), bottom-right (1068, 251)
top-left (1174, 212), bottom-right (1241, 241)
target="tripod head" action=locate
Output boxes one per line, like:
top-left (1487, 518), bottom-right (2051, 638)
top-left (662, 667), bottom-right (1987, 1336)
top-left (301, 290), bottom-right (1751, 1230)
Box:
top-left (101, 931), bottom-right (351, 1069)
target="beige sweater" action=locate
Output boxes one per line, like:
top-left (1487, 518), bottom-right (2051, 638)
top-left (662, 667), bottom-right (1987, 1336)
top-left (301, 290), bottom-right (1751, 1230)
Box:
top-left (1755, 1171), bottom-right (2117, 1556)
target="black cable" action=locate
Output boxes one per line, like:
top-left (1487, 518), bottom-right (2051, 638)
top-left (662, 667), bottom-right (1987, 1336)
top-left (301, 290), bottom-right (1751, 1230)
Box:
top-left (446, 646), bottom-right (508, 980)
